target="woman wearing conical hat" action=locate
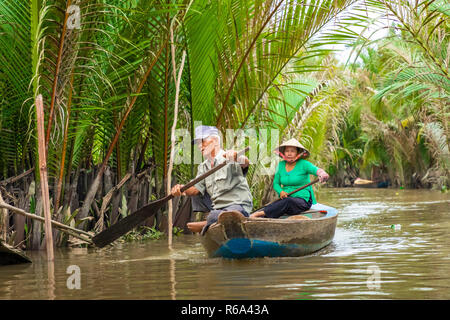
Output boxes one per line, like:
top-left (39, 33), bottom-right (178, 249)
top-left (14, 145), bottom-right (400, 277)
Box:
top-left (250, 138), bottom-right (329, 219)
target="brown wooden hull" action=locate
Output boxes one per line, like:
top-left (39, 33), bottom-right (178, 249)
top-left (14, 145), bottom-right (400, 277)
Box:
top-left (201, 207), bottom-right (338, 259)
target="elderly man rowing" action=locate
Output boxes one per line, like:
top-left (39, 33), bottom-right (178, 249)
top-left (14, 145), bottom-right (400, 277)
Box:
top-left (170, 125), bottom-right (253, 235)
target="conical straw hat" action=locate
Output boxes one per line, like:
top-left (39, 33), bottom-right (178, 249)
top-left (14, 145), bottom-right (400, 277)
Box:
top-left (274, 138), bottom-right (310, 158)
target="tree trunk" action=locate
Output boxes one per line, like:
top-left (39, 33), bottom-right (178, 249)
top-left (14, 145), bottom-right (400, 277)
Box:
top-left (68, 166), bottom-right (81, 212)
top-left (77, 168), bottom-right (100, 230)
top-left (156, 180), bottom-right (167, 232)
top-left (13, 192), bottom-right (26, 246)
top-left (110, 189), bottom-right (122, 226)
top-left (31, 183), bottom-right (42, 250)
top-left (95, 165), bottom-right (103, 201)
top-left (128, 175), bottom-right (139, 215)
top-left (104, 166), bottom-right (113, 200)
top-left (14, 180), bottom-right (32, 247)
top-left (142, 169), bottom-right (153, 226)
top-left (0, 206), bottom-right (7, 241)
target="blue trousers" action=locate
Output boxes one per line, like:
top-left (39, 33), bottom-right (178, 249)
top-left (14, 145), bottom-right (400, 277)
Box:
top-left (263, 196), bottom-right (312, 219)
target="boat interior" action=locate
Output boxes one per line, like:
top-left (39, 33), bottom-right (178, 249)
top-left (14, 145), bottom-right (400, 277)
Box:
top-left (280, 211), bottom-right (327, 219)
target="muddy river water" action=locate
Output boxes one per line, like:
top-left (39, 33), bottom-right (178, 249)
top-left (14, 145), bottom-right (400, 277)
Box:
top-left (0, 188), bottom-right (449, 299)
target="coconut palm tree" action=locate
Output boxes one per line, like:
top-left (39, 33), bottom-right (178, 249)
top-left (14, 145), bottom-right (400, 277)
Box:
top-left (1, 0), bottom-right (186, 245)
top-left (1, 0), bottom-right (364, 245)
top-left (308, 0), bottom-right (449, 189)
top-left (4, 0), bottom-right (446, 248)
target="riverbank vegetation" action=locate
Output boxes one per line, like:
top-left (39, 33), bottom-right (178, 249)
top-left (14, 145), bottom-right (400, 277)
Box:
top-left (0, 0), bottom-right (448, 249)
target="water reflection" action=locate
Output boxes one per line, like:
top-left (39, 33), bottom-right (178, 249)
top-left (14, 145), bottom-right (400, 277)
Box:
top-left (47, 260), bottom-right (55, 300)
top-left (0, 188), bottom-right (449, 299)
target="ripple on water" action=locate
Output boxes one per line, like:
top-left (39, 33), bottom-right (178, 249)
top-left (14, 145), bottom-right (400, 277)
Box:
top-left (1, 188), bottom-right (449, 299)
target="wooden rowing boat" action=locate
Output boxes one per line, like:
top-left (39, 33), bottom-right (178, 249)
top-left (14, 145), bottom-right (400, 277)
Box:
top-left (353, 178), bottom-right (389, 188)
top-left (0, 239), bottom-right (32, 266)
top-left (201, 203), bottom-right (338, 259)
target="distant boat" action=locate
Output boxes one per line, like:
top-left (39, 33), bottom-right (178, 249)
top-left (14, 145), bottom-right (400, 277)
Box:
top-left (0, 239), bottom-right (32, 266)
top-left (353, 178), bottom-right (389, 188)
top-left (201, 203), bottom-right (338, 259)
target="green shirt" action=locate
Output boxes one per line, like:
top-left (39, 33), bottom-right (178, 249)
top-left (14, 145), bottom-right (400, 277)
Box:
top-left (273, 160), bottom-right (319, 204)
top-left (194, 149), bottom-right (253, 213)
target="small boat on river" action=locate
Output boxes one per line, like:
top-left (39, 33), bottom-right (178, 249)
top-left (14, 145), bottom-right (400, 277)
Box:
top-left (353, 178), bottom-right (389, 188)
top-left (201, 203), bottom-right (338, 259)
top-left (0, 239), bottom-right (32, 266)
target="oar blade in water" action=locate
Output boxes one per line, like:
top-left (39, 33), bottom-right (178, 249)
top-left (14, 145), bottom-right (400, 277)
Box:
top-left (92, 196), bottom-right (169, 248)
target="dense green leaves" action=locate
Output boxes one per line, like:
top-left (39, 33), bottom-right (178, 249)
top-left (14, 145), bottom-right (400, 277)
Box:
top-left (0, 0), bottom-right (448, 241)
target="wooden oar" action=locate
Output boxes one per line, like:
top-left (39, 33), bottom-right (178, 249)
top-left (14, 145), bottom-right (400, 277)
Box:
top-left (92, 147), bottom-right (250, 248)
top-left (250, 178), bottom-right (320, 215)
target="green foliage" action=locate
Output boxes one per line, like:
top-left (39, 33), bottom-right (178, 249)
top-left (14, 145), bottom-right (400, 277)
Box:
top-left (121, 226), bottom-right (164, 242)
top-left (172, 226), bottom-right (184, 237)
top-left (0, 0), bottom-right (448, 249)
top-left (316, 0), bottom-right (449, 189)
